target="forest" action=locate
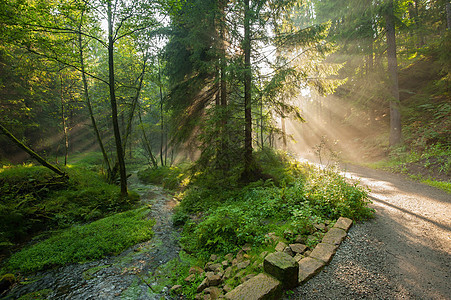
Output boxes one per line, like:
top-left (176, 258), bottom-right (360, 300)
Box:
top-left (0, 0), bottom-right (450, 299)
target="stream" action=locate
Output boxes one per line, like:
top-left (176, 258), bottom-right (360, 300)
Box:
top-left (5, 172), bottom-right (181, 300)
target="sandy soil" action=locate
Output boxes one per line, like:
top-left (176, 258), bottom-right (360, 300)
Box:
top-left (289, 163), bottom-right (451, 299)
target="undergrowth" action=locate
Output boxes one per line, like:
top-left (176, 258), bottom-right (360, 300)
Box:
top-left (141, 149), bottom-right (373, 293)
top-left (0, 164), bottom-right (139, 252)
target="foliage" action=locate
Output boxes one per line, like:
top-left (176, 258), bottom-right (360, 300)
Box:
top-left (2, 207), bottom-right (154, 274)
top-left (137, 164), bottom-right (189, 191)
top-left (171, 151), bottom-right (372, 257)
top-left (0, 164), bottom-right (139, 251)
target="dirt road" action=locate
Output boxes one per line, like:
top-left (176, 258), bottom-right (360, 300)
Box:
top-left (289, 164), bottom-right (451, 299)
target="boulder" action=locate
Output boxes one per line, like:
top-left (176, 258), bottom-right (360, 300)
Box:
top-left (283, 246), bottom-right (294, 257)
top-left (263, 252), bottom-right (298, 289)
top-left (333, 217), bottom-right (353, 231)
top-left (225, 273), bottom-right (281, 300)
top-left (210, 254), bottom-right (219, 261)
top-left (204, 286), bottom-right (222, 299)
top-left (170, 285), bottom-right (182, 293)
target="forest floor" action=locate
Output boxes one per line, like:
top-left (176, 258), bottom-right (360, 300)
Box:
top-left (4, 172), bottom-right (181, 300)
top-left (287, 163), bottom-right (451, 299)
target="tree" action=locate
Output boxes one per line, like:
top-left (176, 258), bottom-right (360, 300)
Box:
top-left (385, 0), bottom-right (402, 146)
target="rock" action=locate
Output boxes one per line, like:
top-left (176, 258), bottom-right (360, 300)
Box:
top-left (197, 278), bottom-right (209, 293)
top-left (205, 286), bottom-right (222, 299)
top-left (225, 253), bottom-right (234, 262)
top-left (223, 284), bottom-right (233, 293)
top-left (294, 253), bottom-right (304, 262)
top-left (260, 251), bottom-right (268, 259)
top-left (206, 262), bottom-right (223, 273)
top-left (185, 274), bottom-right (196, 282)
top-left (314, 223), bottom-right (326, 232)
top-left (223, 267), bottom-right (233, 279)
top-left (210, 254), bottom-right (219, 261)
top-left (224, 273), bottom-right (281, 300)
top-left (236, 260), bottom-right (251, 270)
top-left (170, 285), bottom-right (182, 293)
top-left (322, 227), bottom-right (347, 245)
top-left (283, 246), bottom-right (295, 257)
top-left (241, 274), bottom-right (256, 283)
top-left (290, 243), bottom-right (307, 254)
top-left (275, 241), bottom-right (287, 252)
top-left (309, 243), bottom-right (338, 264)
top-left (334, 217), bottom-right (353, 231)
top-left (242, 243), bottom-right (252, 252)
top-left (298, 257), bottom-right (325, 283)
top-left (190, 266), bottom-right (204, 275)
top-left (263, 252), bottom-right (299, 289)
top-left (304, 250), bottom-right (312, 256)
top-left (221, 260), bottom-right (229, 267)
top-left (206, 272), bottom-right (222, 286)
top-left (295, 235), bottom-right (305, 244)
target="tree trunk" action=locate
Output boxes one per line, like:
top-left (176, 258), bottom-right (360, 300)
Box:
top-left (243, 0), bottom-right (253, 176)
top-left (107, 1), bottom-right (127, 196)
top-left (385, 0), bottom-right (402, 147)
top-left (59, 71), bottom-right (69, 166)
top-left (158, 56), bottom-right (165, 167)
top-left (0, 123), bottom-right (66, 176)
top-left (78, 24), bottom-right (112, 178)
top-left (138, 107), bottom-right (158, 168)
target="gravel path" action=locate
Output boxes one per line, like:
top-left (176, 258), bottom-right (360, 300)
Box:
top-left (288, 164), bottom-right (451, 300)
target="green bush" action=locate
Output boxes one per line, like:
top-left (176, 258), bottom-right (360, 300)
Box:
top-left (177, 164), bottom-right (373, 256)
top-left (3, 207), bottom-right (154, 273)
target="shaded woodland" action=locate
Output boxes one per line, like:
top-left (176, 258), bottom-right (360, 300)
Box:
top-left (0, 0), bottom-right (450, 298)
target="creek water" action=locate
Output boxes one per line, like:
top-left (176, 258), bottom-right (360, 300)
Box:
top-left (5, 172), bottom-right (181, 299)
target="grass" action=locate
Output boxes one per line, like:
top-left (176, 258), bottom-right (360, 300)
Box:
top-left (421, 179), bottom-right (451, 193)
top-left (0, 163), bottom-right (139, 250)
top-left (3, 207), bottom-right (154, 274)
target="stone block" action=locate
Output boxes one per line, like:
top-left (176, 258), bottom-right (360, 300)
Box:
top-left (225, 273), bottom-right (281, 300)
top-left (334, 217), bottom-right (353, 231)
top-left (263, 252), bottom-right (298, 289)
top-left (322, 227), bottom-right (347, 245)
top-left (206, 272), bottom-right (222, 286)
top-left (298, 257), bottom-right (325, 283)
top-left (289, 243), bottom-right (307, 254)
top-left (309, 243), bottom-right (337, 264)
top-left (275, 241), bottom-right (287, 252)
